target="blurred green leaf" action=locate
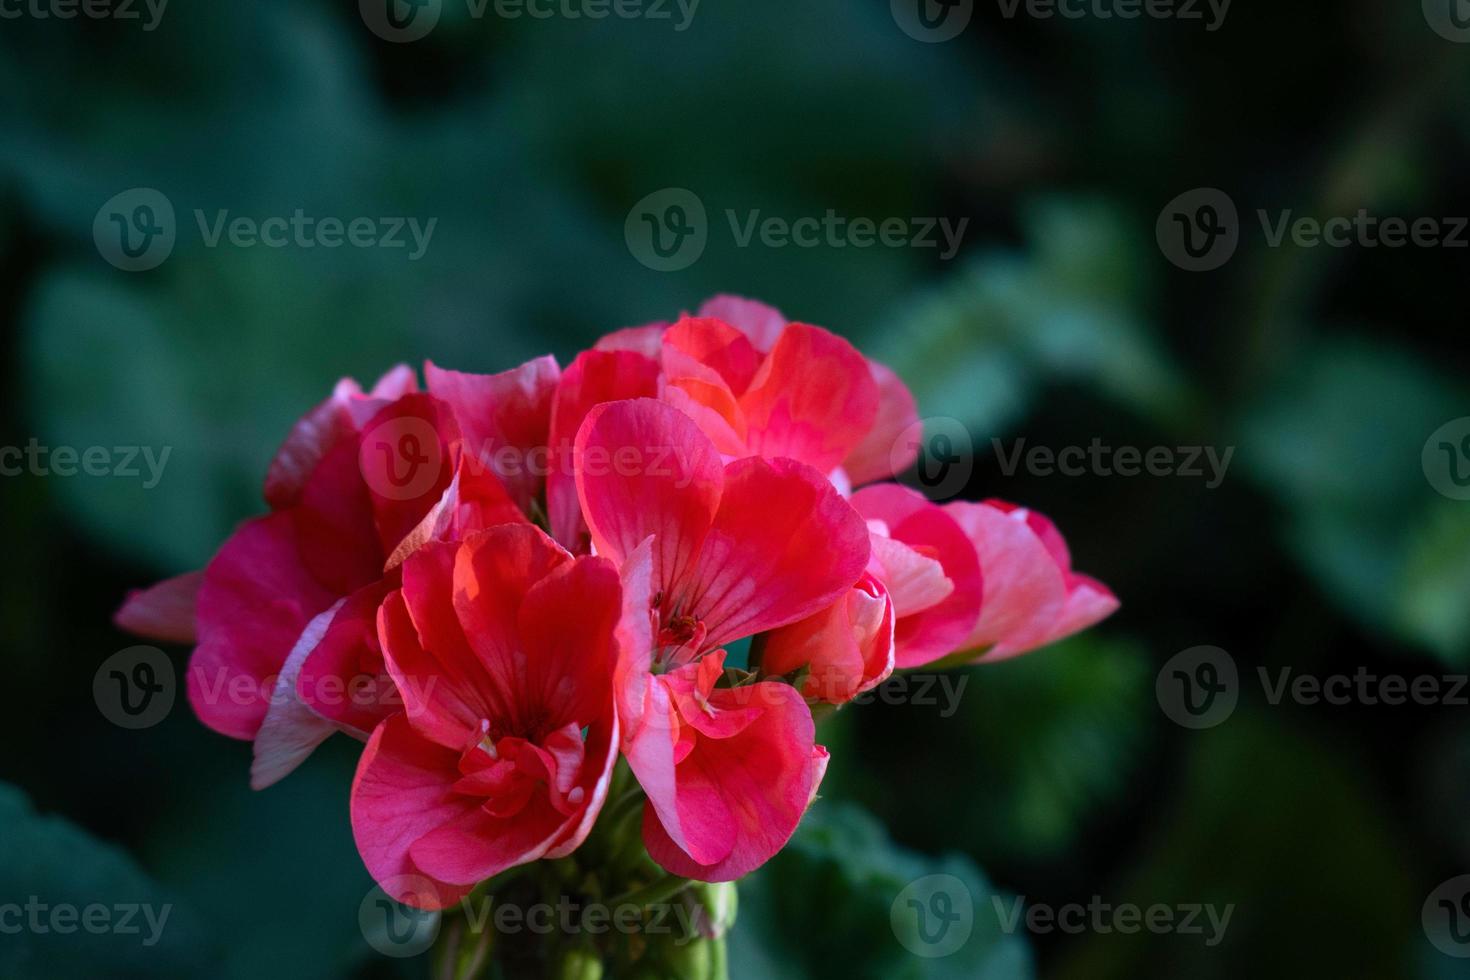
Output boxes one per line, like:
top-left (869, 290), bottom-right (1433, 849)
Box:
top-left (828, 635), bottom-right (1151, 868)
top-left (872, 197), bottom-right (1188, 437)
top-left (730, 801), bottom-right (1033, 980)
top-left (0, 781), bottom-right (213, 979)
top-left (1240, 337), bottom-right (1470, 662)
top-left (1052, 712), bottom-right (1419, 980)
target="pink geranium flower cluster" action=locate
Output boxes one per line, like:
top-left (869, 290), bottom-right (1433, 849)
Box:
top-left (117, 295), bottom-right (1117, 909)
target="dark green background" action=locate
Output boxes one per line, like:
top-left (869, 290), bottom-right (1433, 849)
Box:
top-left (2, 1), bottom-right (1469, 977)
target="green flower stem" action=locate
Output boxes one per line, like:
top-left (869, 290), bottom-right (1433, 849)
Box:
top-left (608, 871), bottom-right (693, 910)
top-left (432, 916), bottom-right (495, 980)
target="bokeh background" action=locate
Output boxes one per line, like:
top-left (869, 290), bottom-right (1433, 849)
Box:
top-left (3, 0), bottom-right (1470, 977)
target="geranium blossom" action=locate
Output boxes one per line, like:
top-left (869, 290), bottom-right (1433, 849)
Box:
top-left (352, 524), bottom-right (621, 908)
top-left (115, 293), bottom-right (1119, 925)
top-left (575, 398), bottom-right (868, 880)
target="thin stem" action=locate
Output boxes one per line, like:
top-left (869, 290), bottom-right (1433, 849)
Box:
top-left (608, 872), bottom-right (693, 910)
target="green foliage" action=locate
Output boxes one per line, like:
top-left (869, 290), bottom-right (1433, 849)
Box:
top-left (730, 802), bottom-right (1034, 980)
top-left (0, 782), bottom-right (213, 979)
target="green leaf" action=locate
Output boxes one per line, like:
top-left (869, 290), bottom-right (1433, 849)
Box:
top-left (729, 801), bottom-right (1034, 980)
top-left (1239, 337), bottom-right (1470, 662)
top-left (871, 197), bottom-right (1188, 437)
top-left (0, 781), bottom-right (213, 979)
top-left (1051, 712), bottom-right (1419, 980)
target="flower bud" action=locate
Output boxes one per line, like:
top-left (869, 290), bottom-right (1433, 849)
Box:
top-left (554, 947), bottom-right (604, 980)
top-left (689, 881), bottom-right (739, 939)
